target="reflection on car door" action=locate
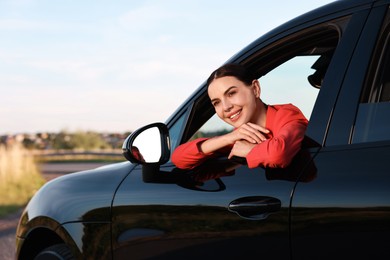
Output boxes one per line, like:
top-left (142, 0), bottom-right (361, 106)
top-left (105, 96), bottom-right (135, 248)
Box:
top-left (112, 160), bottom-right (296, 259)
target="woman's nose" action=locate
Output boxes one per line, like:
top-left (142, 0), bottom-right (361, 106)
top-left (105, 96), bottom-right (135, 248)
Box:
top-left (222, 99), bottom-right (233, 112)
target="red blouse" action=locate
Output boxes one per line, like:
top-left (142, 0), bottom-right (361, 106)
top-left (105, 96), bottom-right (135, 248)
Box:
top-left (172, 103), bottom-right (308, 169)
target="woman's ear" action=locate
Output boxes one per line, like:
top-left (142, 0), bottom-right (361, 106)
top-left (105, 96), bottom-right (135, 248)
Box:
top-left (252, 80), bottom-right (261, 98)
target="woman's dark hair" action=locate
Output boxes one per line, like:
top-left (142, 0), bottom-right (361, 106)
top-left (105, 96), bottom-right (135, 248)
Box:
top-left (206, 63), bottom-right (255, 87)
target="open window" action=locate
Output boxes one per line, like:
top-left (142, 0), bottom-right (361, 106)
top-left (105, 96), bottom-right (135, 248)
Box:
top-left (184, 17), bottom-right (345, 144)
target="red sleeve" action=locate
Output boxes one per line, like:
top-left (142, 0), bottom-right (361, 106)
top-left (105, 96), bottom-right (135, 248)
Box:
top-left (171, 138), bottom-right (212, 169)
top-left (246, 104), bottom-right (308, 169)
top-left (172, 137), bottom-right (233, 169)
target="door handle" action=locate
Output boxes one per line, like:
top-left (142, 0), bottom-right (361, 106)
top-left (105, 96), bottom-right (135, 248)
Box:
top-left (228, 196), bottom-right (281, 220)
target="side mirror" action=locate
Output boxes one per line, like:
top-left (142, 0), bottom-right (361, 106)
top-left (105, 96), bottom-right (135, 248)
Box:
top-left (122, 122), bottom-right (170, 164)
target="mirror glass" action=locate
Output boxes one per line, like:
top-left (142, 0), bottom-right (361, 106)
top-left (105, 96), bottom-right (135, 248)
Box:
top-left (132, 126), bottom-right (162, 163)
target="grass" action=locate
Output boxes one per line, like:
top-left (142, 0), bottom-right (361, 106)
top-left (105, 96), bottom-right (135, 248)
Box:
top-left (0, 144), bottom-right (46, 217)
top-left (0, 146), bottom-right (124, 218)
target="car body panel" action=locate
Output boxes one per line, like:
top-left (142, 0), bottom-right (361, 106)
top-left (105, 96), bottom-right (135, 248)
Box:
top-left (18, 162), bottom-right (132, 228)
top-left (291, 142), bottom-right (390, 259)
top-left (16, 162), bottom-right (133, 258)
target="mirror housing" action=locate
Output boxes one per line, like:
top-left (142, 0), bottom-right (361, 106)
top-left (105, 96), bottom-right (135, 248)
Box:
top-left (122, 122), bottom-right (170, 165)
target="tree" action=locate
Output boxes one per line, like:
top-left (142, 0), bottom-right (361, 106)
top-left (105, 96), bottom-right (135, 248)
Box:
top-left (52, 130), bottom-right (111, 150)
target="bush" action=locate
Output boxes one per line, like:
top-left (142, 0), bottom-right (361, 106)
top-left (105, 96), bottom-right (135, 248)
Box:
top-left (52, 130), bottom-right (111, 150)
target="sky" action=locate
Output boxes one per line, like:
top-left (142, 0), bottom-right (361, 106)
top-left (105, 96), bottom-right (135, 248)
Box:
top-left (0, 0), bottom-right (336, 135)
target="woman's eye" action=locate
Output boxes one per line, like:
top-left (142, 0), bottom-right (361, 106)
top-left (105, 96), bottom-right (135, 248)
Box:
top-left (227, 91), bottom-right (236, 97)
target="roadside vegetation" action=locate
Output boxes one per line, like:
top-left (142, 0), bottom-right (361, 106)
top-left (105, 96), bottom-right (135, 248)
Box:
top-left (35, 150), bottom-right (123, 163)
top-left (0, 143), bottom-right (45, 217)
top-left (0, 131), bottom-right (125, 218)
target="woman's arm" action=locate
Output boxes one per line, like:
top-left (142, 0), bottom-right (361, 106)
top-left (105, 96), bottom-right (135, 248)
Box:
top-left (172, 123), bottom-right (269, 169)
top-left (171, 138), bottom-right (217, 170)
top-left (246, 105), bottom-right (308, 168)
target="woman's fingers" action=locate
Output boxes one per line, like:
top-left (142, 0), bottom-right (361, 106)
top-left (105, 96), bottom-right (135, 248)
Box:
top-left (247, 122), bottom-right (270, 134)
top-left (236, 123), bottom-right (269, 143)
top-left (227, 123), bottom-right (270, 159)
top-left (228, 140), bottom-right (256, 159)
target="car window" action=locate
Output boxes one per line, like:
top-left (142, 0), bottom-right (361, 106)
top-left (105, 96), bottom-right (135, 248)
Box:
top-left (352, 9), bottom-right (390, 143)
top-left (188, 19), bottom-right (347, 143)
top-left (175, 16), bottom-right (352, 161)
top-left (257, 56), bottom-right (320, 120)
top-left (191, 56), bottom-right (320, 141)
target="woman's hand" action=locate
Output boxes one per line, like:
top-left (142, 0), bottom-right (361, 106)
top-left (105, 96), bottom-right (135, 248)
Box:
top-left (226, 123), bottom-right (269, 159)
top-left (228, 140), bottom-right (257, 159)
top-left (227, 122), bottom-right (269, 144)
top-left (199, 123), bottom-right (269, 155)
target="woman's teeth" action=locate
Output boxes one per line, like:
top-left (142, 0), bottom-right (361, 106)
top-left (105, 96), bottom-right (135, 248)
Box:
top-left (230, 111), bottom-right (241, 119)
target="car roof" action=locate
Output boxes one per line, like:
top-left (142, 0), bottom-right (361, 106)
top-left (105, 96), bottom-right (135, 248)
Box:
top-left (227, 0), bottom-right (376, 64)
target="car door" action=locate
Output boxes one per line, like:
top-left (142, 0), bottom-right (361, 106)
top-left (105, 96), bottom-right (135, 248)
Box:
top-left (291, 3), bottom-right (390, 259)
top-left (111, 120), bottom-right (294, 259)
top-left (111, 2), bottom-right (373, 259)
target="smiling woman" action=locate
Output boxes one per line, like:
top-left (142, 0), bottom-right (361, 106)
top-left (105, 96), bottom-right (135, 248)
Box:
top-left (171, 63), bottom-right (308, 170)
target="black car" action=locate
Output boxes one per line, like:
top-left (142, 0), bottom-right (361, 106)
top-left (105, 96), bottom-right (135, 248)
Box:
top-left (16, 0), bottom-right (390, 259)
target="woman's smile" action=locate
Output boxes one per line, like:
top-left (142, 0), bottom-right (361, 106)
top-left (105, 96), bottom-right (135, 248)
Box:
top-left (227, 109), bottom-right (242, 122)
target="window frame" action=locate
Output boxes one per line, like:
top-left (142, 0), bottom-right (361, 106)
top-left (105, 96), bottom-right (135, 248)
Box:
top-left (351, 6), bottom-right (390, 143)
top-left (323, 5), bottom-right (387, 146)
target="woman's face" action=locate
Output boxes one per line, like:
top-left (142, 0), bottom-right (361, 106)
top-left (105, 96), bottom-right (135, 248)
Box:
top-left (208, 76), bottom-right (260, 128)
